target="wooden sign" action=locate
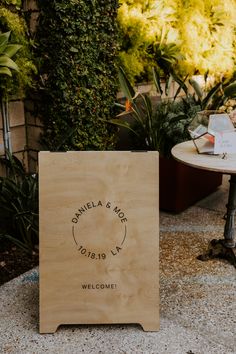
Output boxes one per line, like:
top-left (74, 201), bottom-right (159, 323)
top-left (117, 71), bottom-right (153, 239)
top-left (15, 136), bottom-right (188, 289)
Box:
top-left (39, 151), bottom-right (159, 333)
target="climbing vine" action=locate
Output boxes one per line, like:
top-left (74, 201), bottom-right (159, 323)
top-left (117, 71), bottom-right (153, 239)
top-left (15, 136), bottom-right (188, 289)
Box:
top-left (36, 0), bottom-right (119, 151)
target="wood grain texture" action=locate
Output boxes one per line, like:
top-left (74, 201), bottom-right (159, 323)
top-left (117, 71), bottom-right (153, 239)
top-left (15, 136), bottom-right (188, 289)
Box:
top-left (39, 151), bottom-right (159, 333)
top-left (172, 141), bottom-right (236, 174)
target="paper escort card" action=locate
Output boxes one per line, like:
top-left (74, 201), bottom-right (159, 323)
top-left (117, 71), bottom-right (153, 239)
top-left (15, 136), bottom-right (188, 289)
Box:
top-left (39, 151), bottom-right (159, 333)
top-left (214, 131), bottom-right (236, 154)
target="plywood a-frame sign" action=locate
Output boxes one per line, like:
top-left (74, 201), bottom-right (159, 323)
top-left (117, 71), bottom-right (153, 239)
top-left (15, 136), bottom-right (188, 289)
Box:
top-left (39, 151), bottom-right (159, 333)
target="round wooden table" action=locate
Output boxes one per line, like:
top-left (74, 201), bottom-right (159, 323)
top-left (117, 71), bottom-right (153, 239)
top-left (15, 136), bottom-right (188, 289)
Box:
top-left (172, 140), bottom-right (236, 267)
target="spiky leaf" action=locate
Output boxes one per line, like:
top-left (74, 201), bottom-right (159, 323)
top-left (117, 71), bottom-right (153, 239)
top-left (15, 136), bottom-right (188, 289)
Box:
top-left (173, 74), bottom-right (189, 100)
top-left (152, 67), bottom-right (163, 95)
top-left (165, 75), bottom-right (173, 96)
top-left (107, 118), bottom-right (139, 136)
top-left (118, 66), bottom-right (135, 101)
top-left (171, 72), bottom-right (188, 96)
top-left (202, 82), bottom-right (221, 109)
top-left (189, 78), bottom-right (203, 99)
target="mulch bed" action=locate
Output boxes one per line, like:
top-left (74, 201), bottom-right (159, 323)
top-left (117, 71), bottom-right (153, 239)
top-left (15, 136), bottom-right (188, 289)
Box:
top-left (0, 240), bottom-right (39, 286)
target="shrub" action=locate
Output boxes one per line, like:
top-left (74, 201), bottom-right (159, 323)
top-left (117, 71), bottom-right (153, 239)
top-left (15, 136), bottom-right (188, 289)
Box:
top-left (0, 0), bottom-right (37, 97)
top-left (118, 0), bottom-right (236, 82)
top-left (36, 0), bottom-right (119, 151)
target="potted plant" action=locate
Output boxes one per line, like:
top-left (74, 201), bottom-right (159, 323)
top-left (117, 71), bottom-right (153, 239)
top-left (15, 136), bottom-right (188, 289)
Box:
top-left (111, 67), bottom-right (236, 212)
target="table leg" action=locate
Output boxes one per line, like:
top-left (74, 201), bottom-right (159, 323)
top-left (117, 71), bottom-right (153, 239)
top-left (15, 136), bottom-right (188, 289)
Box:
top-left (223, 174), bottom-right (236, 248)
top-left (198, 174), bottom-right (236, 267)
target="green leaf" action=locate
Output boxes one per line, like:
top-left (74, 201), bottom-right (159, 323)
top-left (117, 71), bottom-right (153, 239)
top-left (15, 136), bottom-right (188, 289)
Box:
top-left (0, 55), bottom-right (19, 71)
top-left (204, 70), bottom-right (209, 84)
top-left (70, 46), bottom-right (78, 53)
top-left (1, 234), bottom-right (31, 254)
top-left (142, 94), bottom-right (152, 121)
top-left (0, 31), bottom-right (10, 47)
top-left (168, 113), bottom-right (187, 124)
top-left (224, 81), bottom-right (236, 98)
top-left (159, 28), bottom-right (166, 46)
top-left (171, 72), bottom-right (189, 96)
top-left (189, 78), bottom-right (203, 99)
top-left (202, 82), bottom-right (221, 109)
top-left (0, 67), bottom-right (12, 76)
top-left (173, 74), bottom-right (189, 100)
top-left (0, 44), bottom-right (7, 55)
top-left (118, 66), bottom-right (135, 101)
top-left (106, 118), bottom-right (139, 136)
top-left (114, 102), bottom-right (126, 109)
top-left (3, 44), bottom-right (22, 58)
top-left (152, 67), bottom-right (163, 95)
top-left (165, 75), bottom-right (173, 96)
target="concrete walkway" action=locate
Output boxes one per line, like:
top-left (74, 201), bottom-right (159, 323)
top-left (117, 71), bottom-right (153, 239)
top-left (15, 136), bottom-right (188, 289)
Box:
top-left (0, 176), bottom-right (235, 354)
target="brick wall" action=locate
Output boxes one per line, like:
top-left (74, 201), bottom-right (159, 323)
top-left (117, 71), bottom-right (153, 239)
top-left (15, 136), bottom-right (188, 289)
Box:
top-left (0, 101), bottom-right (28, 173)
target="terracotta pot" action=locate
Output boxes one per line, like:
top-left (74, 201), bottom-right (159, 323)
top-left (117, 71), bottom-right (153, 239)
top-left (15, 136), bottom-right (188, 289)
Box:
top-left (159, 156), bottom-right (222, 213)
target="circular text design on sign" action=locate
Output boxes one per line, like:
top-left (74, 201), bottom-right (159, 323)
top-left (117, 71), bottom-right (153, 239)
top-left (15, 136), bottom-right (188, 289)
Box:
top-left (71, 200), bottom-right (127, 260)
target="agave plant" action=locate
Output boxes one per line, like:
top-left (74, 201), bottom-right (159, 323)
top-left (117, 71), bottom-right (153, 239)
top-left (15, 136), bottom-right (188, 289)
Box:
top-left (0, 31), bottom-right (21, 155)
top-left (0, 151), bottom-right (38, 254)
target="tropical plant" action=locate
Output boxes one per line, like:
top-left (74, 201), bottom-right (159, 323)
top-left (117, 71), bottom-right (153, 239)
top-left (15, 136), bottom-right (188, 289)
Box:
top-left (154, 96), bottom-right (201, 157)
top-left (186, 73), bottom-right (236, 111)
top-left (0, 31), bottom-right (21, 77)
top-left (0, 1), bottom-right (37, 96)
top-left (111, 66), bottom-right (159, 150)
top-left (154, 75), bottom-right (236, 156)
top-left (213, 79), bottom-right (236, 109)
top-left (118, 0), bottom-right (236, 82)
top-left (0, 151), bottom-right (39, 254)
top-left (112, 67), bottom-right (236, 155)
top-left (147, 31), bottom-right (184, 78)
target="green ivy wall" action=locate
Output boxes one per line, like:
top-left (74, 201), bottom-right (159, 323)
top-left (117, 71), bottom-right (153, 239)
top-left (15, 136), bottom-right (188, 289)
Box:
top-left (36, 0), bottom-right (119, 151)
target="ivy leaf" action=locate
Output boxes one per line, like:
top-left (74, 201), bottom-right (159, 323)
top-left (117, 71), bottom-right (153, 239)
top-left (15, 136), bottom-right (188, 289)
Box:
top-left (70, 46), bottom-right (78, 53)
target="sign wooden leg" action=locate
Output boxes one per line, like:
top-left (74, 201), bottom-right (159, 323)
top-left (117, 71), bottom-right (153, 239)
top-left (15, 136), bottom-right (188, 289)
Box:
top-left (39, 322), bottom-right (59, 334)
top-left (140, 321), bottom-right (160, 332)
